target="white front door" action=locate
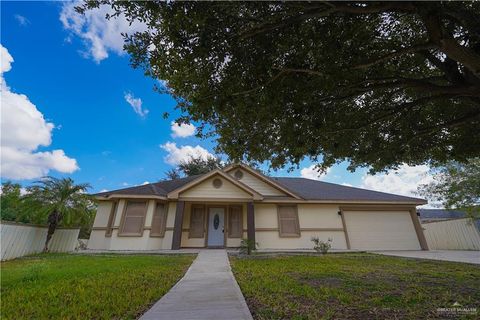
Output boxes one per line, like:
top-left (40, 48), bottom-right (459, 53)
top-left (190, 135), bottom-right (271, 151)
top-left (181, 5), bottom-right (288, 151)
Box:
top-left (207, 207), bottom-right (225, 247)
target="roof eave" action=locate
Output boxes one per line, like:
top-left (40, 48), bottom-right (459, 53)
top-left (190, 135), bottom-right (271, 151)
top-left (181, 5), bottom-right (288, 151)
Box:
top-left (95, 194), bottom-right (168, 200)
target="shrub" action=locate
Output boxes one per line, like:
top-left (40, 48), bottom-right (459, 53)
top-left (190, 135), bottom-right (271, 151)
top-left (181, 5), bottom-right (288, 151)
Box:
top-left (239, 239), bottom-right (258, 255)
top-left (311, 237), bottom-right (332, 254)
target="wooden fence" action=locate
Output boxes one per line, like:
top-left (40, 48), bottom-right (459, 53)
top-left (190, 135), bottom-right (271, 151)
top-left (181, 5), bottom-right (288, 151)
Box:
top-left (1, 221), bottom-right (80, 261)
top-left (422, 218), bottom-right (480, 250)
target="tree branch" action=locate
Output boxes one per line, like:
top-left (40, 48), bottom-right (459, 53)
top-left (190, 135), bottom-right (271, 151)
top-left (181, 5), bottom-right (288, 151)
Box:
top-left (420, 11), bottom-right (480, 78)
top-left (353, 43), bottom-right (437, 69)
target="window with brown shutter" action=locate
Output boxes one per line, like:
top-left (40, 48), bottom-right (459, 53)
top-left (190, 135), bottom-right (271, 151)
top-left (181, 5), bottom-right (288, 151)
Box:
top-left (119, 201), bottom-right (147, 236)
top-left (150, 202), bottom-right (167, 237)
top-left (228, 206), bottom-right (243, 238)
top-left (277, 205), bottom-right (300, 237)
top-left (105, 201), bottom-right (118, 237)
top-left (189, 205), bottom-right (205, 238)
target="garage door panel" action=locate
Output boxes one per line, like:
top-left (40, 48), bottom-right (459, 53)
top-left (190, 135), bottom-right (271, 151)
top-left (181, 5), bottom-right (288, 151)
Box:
top-left (345, 210), bottom-right (421, 250)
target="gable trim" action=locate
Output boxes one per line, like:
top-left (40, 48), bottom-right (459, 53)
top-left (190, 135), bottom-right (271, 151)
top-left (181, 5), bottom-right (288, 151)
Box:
top-left (224, 163), bottom-right (302, 199)
top-left (167, 169), bottom-right (264, 200)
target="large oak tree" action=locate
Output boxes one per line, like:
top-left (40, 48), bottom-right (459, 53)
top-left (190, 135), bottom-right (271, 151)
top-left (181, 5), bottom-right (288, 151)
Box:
top-left (82, 1), bottom-right (480, 172)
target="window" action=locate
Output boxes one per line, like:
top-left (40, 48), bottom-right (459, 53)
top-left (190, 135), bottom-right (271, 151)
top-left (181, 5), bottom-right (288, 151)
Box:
top-left (105, 201), bottom-right (118, 237)
top-left (234, 170), bottom-right (243, 180)
top-left (189, 205), bottom-right (205, 238)
top-left (277, 205), bottom-right (300, 237)
top-left (150, 202), bottom-right (167, 237)
top-left (119, 201), bottom-right (147, 236)
top-left (228, 206), bottom-right (243, 238)
top-left (212, 178), bottom-right (223, 189)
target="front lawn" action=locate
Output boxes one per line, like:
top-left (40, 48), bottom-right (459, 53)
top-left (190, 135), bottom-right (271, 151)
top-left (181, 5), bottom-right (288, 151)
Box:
top-left (1, 253), bottom-right (194, 319)
top-left (230, 253), bottom-right (480, 319)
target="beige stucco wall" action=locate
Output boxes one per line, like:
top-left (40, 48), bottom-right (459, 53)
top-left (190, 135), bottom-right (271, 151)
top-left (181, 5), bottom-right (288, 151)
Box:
top-left (181, 202), bottom-right (206, 247)
top-left (89, 198), bottom-right (420, 251)
top-left (226, 168), bottom-right (285, 196)
top-left (254, 204), bottom-right (348, 250)
top-left (179, 176), bottom-right (251, 199)
top-left (88, 200), bottom-right (175, 250)
top-left (88, 201), bottom-right (113, 250)
top-left (180, 202), bottom-right (247, 248)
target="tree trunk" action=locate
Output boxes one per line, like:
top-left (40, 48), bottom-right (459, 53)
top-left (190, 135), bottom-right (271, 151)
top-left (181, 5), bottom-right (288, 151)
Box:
top-left (43, 211), bottom-right (60, 252)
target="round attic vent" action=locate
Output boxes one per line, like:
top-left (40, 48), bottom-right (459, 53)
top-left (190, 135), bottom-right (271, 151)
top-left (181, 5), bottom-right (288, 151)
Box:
top-left (212, 178), bottom-right (223, 189)
top-left (234, 170), bottom-right (243, 180)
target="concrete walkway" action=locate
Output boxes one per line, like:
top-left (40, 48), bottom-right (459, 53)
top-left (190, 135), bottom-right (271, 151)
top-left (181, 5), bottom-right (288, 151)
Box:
top-left (374, 250), bottom-right (480, 264)
top-left (140, 249), bottom-right (253, 320)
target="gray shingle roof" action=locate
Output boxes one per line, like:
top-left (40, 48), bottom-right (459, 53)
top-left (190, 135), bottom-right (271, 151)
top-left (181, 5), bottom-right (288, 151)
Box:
top-left (95, 175), bottom-right (201, 197)
top-left (272, 177), bottom-right (426, 203)
top-left (418, 209), bottom-right (467, 220)
top-left (96, 173), bottom-right (425, 203)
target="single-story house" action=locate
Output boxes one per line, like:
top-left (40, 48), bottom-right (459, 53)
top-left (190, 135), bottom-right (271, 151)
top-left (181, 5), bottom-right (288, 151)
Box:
top-left (89, 163), bottom-right (428, 251)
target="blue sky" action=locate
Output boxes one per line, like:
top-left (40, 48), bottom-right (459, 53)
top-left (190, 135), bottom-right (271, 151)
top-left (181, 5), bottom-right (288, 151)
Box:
top-left (1, 1), bottom-right (433, 199)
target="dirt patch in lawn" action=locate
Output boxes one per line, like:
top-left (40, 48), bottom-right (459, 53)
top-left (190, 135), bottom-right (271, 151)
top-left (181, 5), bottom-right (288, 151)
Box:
top-left (290, 273), bottom-right (344, 288)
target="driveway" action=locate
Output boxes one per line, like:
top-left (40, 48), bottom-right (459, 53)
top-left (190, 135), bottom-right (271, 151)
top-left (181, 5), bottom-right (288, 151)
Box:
top-left (374, 250), bottom-right (480, 264)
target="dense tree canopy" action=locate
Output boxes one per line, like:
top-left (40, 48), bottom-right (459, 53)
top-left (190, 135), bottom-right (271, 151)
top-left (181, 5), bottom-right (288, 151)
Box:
top-left (164, 156), bottom-right (225, 178)
top-left (418, 158), bottom-right (480, 218)
top-left (83, 1), bottom-right (480, 172)
top-left (0, 182), bottom-right (27, 222)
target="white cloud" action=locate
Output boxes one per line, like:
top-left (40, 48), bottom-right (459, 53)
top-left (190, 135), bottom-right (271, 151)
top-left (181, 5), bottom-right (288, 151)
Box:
top-left (171, 121), bottom-right (195, 138)
top-left (121, 182), bottom-right (129, 186)
top-left (60, 1), bottom-right (147, 63)
top-left (300, 164), bottom-right (331, 180)
top-left (1, 45), bottom-right (13, 74)
top-left (14, 14), bottom-right (30, 26)
top-left (0, 44), bottom-right (78, 180)
top-left (360, 164), bottom-right (434, 198)
top-left (141, 181), bottom-right (149, 185)
top-left (160, 142), bottom-right (214, 165)
top-left (99, 189), bottom-right (109, 193)
top-left (341, 182), bottom-right (353, 187)
top-left (124, 93), bottom-right (149, 118)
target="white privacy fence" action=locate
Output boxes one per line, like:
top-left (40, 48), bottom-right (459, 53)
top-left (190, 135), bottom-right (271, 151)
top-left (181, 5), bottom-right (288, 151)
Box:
top-left (1, 221), bottom-right (80, 261)
top-left (423, 218), bottom-right (480, 250)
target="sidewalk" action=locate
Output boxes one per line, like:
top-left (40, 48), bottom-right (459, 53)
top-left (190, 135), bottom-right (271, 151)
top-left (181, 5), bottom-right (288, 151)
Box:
top-left (140, 249), bottom-right (253, 320)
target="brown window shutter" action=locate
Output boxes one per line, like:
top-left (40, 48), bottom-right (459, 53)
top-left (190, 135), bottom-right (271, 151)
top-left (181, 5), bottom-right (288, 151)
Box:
top-left (150, 202), bottom-right (167, 237)
top-left (189, 205), bottom-right (205, 238)
top-left (277, 205), bottom-right (300, 237)
top-left (228, 206), bottom-right (243, 238)
top-left (105, 201), bottom-right (118, 237)
top-left (119, 201), bottom-right (147, 236)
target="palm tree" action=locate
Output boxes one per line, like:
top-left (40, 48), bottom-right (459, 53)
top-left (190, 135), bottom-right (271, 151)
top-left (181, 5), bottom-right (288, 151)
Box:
top-left (24, 177), bottom-right (93, 252)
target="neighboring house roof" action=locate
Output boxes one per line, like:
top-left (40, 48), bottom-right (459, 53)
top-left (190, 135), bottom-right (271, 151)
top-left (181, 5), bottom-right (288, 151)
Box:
top-left (418, 209), bottom-right (479, 230)
top-left (418, 209), bottom-right (467, 220)
top-left (272, 177), bottom-right (426, 203)
top-left (95, 168), bottom-right (426, 204)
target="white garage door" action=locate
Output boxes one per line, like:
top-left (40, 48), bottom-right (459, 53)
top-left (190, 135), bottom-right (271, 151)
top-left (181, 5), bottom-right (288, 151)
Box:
top-left (344, 210), bottom-right (421, 250)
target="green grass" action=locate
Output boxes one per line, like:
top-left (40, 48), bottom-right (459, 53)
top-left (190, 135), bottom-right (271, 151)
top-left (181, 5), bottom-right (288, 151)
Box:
top-left (230, 253), bottom-right (480, 319)
top-left (1, 253), bottom-right (194, 319)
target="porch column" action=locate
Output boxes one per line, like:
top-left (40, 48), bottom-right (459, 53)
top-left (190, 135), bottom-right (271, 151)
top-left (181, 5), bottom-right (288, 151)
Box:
top-left (247, 202), bottom-right (255, 244)
top-left (171, 201), bottom-right (185, 250)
